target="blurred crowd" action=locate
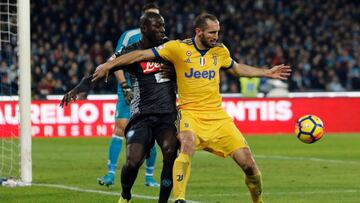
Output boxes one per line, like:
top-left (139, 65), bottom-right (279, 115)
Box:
top-left (0, 0), bottom-right (359, 98)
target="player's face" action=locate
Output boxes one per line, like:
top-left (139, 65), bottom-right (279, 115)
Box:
top-left (199, 20), bottom-right (220, 48)
top-left (146, 17), bottom-right (166, 45)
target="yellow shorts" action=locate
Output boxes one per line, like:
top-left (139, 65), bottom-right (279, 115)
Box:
top-left (176, 110), bottom-right (248, 157)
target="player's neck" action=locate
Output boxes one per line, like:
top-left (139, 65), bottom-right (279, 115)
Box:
top-left (194, 36), bottom-right (209, 50)
top-left (139, 37), bottom-right (155, 49)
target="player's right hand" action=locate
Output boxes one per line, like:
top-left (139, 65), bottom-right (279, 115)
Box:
top-left (60, 90), bottom-right (78, 108)
top-left (92, 63), bottom-right (110, 82)
top-left (266, 64), bottom-right (292, 80)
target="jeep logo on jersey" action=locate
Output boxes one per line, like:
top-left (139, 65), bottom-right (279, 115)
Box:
top-left (184, 68), bottom-right (215, 80)
top-left (140, 61), bottom-right (161, 74)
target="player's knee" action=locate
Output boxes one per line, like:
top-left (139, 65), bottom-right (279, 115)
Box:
top-left (125, 151), bottom-right (144, 169)
top-left (239, 156), bottom-right (259, 176)
top-left (162, 147), bottom-right (177, 161)
top-left (114, 125), bottom-right (125, 137)
top-left (114, 127), bottom-right (125, 137)
top-left (158, 137), bottom-right (179, 161)
top-left (124, 159), bottom-right (142, 170)
top-left (178, 130), bottom-right (196, 155)
top-left (114, 119), bottom-right (128, 137)
top-left (242, 161), bottom-right (258, 176)
top-left (233, 148), bottom-right (259, 175)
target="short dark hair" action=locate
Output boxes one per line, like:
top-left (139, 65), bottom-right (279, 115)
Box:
top-left (142, 2), bottom-right (159, 13)
top-left (140, 12), bottom-right (162, 27)
top-left (193, 13), bottom-right (218, 30)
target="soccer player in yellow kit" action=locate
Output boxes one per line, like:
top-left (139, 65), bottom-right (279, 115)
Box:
top-left (93, 13), bottom-right (291, 203)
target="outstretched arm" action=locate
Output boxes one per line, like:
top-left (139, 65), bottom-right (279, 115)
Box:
top-left (92, 49), bottom-right (156, 82)
top-left (60, 76), bottom-right (93, 108)
top-left (228, 61), bottom-right (292, 80)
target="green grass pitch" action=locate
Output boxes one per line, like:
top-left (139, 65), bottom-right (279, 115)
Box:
top-left (1, 134), bottom-right (359, 203)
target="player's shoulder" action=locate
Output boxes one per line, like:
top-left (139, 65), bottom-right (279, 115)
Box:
top-left (214, 43), bottom-right (226, 48)
top-left (166, 38), bottom-right (194, 50)
top-left (178, 38), bottom-right (193, 45)
top-left (121, 42), bottom-right (141, 54)
top-left (121, 28), bottom-right (141, 37)
top-left (118, 28), bottom-right (141, 44)
top-left (177, 39), bottom-right (225, 48)
top-left (212, 43), bottom-right (230, 55)
top-left (157, 39), bottom-right (183, 50)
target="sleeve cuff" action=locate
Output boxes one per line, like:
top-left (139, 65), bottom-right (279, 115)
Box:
top-left (226, 60), bottom-right (235, 69)
top-left (151, 48), bottom-right (160, 58)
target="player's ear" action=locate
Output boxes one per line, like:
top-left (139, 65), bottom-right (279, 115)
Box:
top-left (195, 27), bottom-right (202, 35)
top-left (140, 24), bottom-right (147, 33)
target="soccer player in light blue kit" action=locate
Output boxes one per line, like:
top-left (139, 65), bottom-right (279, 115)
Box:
top-left (97, 3), bottom-right (160, 187)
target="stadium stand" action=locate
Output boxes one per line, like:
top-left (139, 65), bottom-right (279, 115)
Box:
top-left (1, 0), bottom-right (359, 98)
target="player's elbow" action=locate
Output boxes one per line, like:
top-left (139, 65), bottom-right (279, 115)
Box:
top-left (138, 50), bottom-right (149, 61)
top-left (137, 49), bottom-right (155, 62)
top-left (126, 50), bottom-right (147, 64)
top-left (234, 65), bottom-right (254, 77)
top-left (227, 68), bottom-right (238, 77)
top-left (229, 67), bottom-right (245, 77)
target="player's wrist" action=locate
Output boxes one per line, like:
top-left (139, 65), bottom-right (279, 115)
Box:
top-left (103, 62), bottom-right (113, 71)
top-left (107, 54), bottom-right (116, 62)
top-left (121, 82), bottom-right (131, 93)
top-left (120, 81), bottom-right (128, 87)
top-left (263, 68), bottom-right (271, 78)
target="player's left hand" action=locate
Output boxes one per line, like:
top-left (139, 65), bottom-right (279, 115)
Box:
top-left (121, 82), bottom-right (133, 105)
top-left (266, 64), bottom-right (292, 80)
top-left (92, 63), bottom-right (110, 82)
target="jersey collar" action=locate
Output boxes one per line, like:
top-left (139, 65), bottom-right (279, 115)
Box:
top-left (192, 37), bottom-right (209, 56)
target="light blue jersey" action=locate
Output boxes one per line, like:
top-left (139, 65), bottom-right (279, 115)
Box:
top-left (115, 28), bottom-right (141, 119)
top-left (115, 28), bottom-right (141, 53)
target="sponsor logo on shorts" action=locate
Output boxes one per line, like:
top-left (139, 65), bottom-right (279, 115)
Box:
top-left (126, 130), bottom-right (135, 139)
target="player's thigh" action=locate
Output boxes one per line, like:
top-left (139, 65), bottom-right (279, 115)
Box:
top-left (154, 113), bottom-right (178, 152)
top-left (125, 142), bottom-right (147, 166)
top-left (125, 117), bottom-right (154, 152)
top-left (207, 121), bottom-right (249, 157)
top-left (176, 110), bottom-right (198, 134)
top-left (176, 110), bottom-right (198, 154)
